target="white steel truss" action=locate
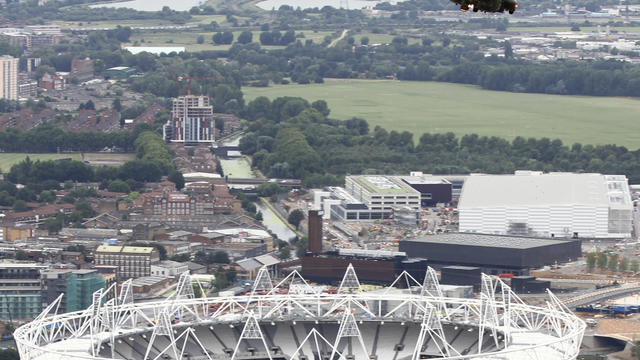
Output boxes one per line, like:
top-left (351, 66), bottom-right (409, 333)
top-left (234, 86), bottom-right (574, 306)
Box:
top-left (14, 266), bottom-right (587, 360)
top-left (478, 274), bottom-right (501, 353)
top-left (231, 313), bottom-right (273, 360)
top-left (330, 307), bottom-right (369, 360)
top-left (144, 310), bottom-right (178, 360)
top-left (338, 263), bottom-right (361, 293)
top-left (293, 328), bottom-right (345, 360)
top-left (252, 266), bottom-right (274, 296)
top-left (421, 266), bottom-right (449, 319)
top-left (413, 303), bottom-right (461, 359)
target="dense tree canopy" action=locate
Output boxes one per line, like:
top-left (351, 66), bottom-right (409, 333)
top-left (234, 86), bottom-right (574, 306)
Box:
top-left (0, 125), bottom-right (136, 153)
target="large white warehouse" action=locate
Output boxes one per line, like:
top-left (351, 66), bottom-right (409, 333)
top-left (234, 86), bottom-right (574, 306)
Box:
top-left (458, 171), bottom-right (633, 239)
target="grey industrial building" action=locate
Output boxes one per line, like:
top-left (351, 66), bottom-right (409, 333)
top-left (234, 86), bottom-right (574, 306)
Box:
top-left (399, 233), bottom-right (581, 276)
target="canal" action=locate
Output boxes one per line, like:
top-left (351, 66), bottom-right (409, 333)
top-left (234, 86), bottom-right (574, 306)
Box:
top-left (217, 143), bottom-right (297, 242)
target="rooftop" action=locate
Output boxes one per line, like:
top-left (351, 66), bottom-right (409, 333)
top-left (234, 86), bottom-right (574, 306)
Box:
top-left (0, 261), bottom-right (46, 268)
top-left (154, 260), bottom-right (187, 269)
top-left (459, 172), bottom-right (631, 208)
top-left (96, 245), bottom-right (155, 254)
top-left (131, 275), bottom-right (169, 287)
top-left (254, 254), bottom-right (280, 267)
top-left (236, 258), bottom-right (262, 271)
top-left (400, 174), bottom-right (451, 185)
top-left (403, 233), bottom-right (577, 250)
top-left (350, 175), bottom-right (418, 195)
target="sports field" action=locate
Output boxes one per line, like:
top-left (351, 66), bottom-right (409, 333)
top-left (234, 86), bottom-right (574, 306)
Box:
top-left (0, 153), bottom-right (135, 172)
top-left (0, 153), bottom-right (82, 172)
top-left (243, 79), bottom-right (640, 149)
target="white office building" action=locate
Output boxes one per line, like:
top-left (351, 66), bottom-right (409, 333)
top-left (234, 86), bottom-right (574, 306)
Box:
top-left (345, 175), bottom-right (421, 212)
top-left (458, 171), bottom-right (633, 239)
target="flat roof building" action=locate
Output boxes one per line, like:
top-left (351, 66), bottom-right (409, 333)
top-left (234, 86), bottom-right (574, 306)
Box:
top-left (343, 175), bottom-right (421, 220)
top-left (399, 172), bottom-right (453, 206)
top-left (318, 174), bottom-right (453, 222)
top-left (94, 245), bottom-right (159, 280)
top-left (458, 171), bottom-right (633, 239)
top-left (0, 262), bottom-right (46, 319)
top-left (151, 260), bottom-right (188, 279)
top-left (399, 233), bottom-right (582, 276)
top-left (102, 66), bottom-right (135, 80)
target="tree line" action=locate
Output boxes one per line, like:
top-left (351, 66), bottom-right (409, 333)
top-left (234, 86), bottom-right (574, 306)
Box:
top-left (0, 125), bottom-right (137, 153)
top-left (440, 59), bottom-right (640, 97)
top-left (240, 96), bottom-right (640, 187)
top-left (586, 252), bottom-right (639, 273)
top-left (205, 33), bottom-right (640, 97)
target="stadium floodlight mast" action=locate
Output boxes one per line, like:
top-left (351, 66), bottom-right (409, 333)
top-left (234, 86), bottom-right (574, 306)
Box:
top-left (14, 265), bottom-right (586, 360)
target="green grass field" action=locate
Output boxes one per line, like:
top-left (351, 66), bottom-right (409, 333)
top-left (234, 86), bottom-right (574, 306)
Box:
top-left (127, 29), bottom-right (327, 51)
top-left (127, 30), bottom-right (334, 50)
top-left (0, 153), bottom-right (136, 172)
top-left (0, 153), bottom-right (82, 172)
top-left (243, 79), bottom-right (640, 149)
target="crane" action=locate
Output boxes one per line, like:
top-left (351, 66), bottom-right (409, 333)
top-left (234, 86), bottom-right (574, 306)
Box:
top-left (162, 64), bottom-right (221, 96)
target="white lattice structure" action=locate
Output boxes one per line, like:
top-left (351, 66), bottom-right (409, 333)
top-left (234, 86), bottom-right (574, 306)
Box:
top-left (15, 267), bottom-right (585, 360)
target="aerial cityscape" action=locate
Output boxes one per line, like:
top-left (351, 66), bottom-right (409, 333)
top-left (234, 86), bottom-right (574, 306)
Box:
top-left (0, 0), bottom-right (638, 359)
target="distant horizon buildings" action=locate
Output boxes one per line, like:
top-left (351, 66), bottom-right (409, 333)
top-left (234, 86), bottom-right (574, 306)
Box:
top-left (0, 55), bottom-right (18, 100)
top-left (163, 95), bottom-right (215, 144)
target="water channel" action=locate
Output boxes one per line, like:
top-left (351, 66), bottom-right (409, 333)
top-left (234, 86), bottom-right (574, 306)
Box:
top-left (219, 136), bottom-right (297, 242)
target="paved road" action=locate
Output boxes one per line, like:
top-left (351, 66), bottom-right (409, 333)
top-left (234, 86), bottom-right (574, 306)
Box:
top-left (564, 283), bottom-right (640, 307)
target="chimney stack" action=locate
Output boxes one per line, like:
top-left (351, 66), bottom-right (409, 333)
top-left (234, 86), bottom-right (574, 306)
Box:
top-left (308, 210), bottom-right (323, 254)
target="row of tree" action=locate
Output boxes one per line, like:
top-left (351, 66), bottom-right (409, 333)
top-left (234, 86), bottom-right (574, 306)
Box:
top-left (586, 252), bottom-right (639, 273)
top-left (0, 125), bottom-right (137, 153)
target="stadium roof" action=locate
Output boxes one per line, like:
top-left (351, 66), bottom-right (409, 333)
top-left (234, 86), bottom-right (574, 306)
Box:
top-left (459, 172), bottom-right (630, 208)
top-left (403, 233), bottom-right (577, 249)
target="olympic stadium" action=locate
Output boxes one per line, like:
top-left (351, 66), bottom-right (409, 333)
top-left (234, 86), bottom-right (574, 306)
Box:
top-left (15, 265), bottom-right (585, 360)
